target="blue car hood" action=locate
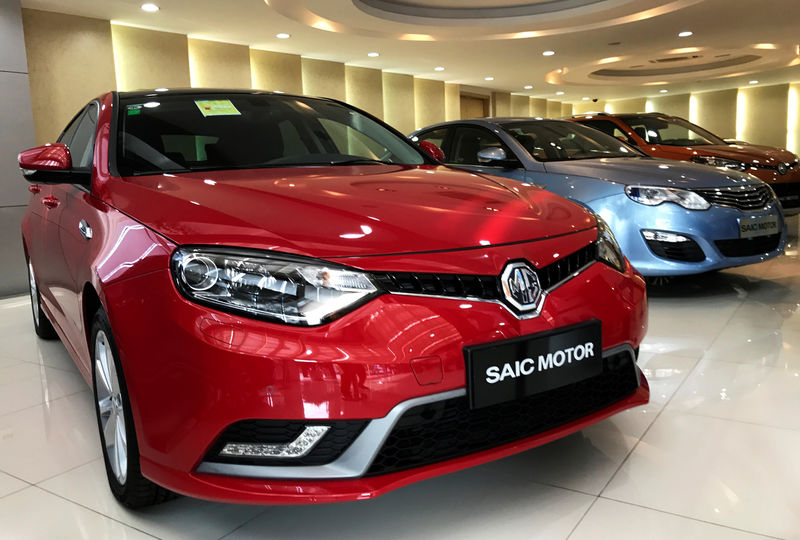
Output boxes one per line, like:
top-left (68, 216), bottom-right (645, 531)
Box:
top-left (542, 157), bottom-right (760, 189)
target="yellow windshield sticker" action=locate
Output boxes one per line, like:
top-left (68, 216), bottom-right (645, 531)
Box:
top-left (194, 99), bottom-right (241, 117)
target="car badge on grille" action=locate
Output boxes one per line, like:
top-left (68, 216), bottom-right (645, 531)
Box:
top-left (777, 163), bottom-right (789, 175)
top-left (500, 262), bottom-right (543, 312)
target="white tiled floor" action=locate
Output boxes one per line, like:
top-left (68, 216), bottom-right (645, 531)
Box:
top-left (0, 215), bottom-right (797, 539)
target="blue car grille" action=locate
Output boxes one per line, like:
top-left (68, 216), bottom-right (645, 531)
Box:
top-left (691, 185), bottom-right (774, 211)
top-left (715, 234), bottom-right (782, 258)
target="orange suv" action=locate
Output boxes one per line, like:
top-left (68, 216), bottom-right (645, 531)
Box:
top-left (570, 112), bottom-right (800, 214)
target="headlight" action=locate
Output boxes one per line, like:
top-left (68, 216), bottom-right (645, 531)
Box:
top-left (625, 185), bottom-right (710, 210)
top-left (690, 155), bottom-right (747, 171)
top-left (595, 216), bottom-right (625, 273)
top-left (171, 247), bottom-right (378, 326)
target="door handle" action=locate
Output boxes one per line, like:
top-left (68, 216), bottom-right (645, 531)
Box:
top-left (41, 196), bottom-right (60, 209)
top-left (78, 219), bottom-right (93, 240)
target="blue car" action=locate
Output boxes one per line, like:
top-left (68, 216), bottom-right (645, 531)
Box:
top-left (410, 118), bottom-right (786, 276)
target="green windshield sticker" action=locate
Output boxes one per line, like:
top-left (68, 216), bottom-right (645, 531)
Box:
top-left (126, 104), bottom-right (143, 116)
top-left (195, 99), bottom-right (241, 117)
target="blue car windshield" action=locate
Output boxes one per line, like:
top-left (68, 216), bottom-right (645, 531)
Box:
top-left (502, 121), bottom-right (641, 162)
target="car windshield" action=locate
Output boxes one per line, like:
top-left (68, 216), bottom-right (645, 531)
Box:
top-left (620, 115), bottom-right (726, 146)
top-left (502, 121), bottom-right (640, 162)
top-left (115, 93), bottom-right (427, 176)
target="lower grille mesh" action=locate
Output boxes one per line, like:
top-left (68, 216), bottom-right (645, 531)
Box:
top-left (715, 234), bottom-right (782, 258)
top-left (366, 349), bottom-right (638, 477)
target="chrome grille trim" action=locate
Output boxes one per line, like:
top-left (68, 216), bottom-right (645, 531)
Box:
top-left (691, 184), bottom-right (775, 211)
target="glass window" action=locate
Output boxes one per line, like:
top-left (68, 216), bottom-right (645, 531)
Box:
top-left (116, 94), bottom-right (427, 176)
top-left (449, 126), bottom-right (514, 165)
top-left (578, 119), bottom-right (633, 145)
top-left (414, 128), bottom-right (448, 149)
top-left (620, 115), bottom-right (726, 146)
top-left (68, 103), bottom-right (98, 170)
top-left (502, 121), bottom-right (639, 162)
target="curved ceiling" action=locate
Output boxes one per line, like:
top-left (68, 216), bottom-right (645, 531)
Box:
top-left (20, 0), bottom-right (800, 101)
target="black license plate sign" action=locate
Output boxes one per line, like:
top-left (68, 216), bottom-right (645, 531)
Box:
top-left (465, 320), bottom-right (602, 409)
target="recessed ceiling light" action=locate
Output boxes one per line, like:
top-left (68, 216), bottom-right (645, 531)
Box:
top-left (140, 3), bottom-right (159, 12)
top-left (524, 85), bottom-right (533, 90)
top-left (678, 30), bottom-right (693, 37)
top-left (484, 76), bottom-right (494, 81)
top-left (276, 33), bottom-right (291, 39)
top-left (659, 89), bottom-right (668, 93)
top-left (542, 50), bottom-right (555, 56)
top-left (434, 66), bottom-right (445, 71)
top-left (556, 91), bottom-right (565, 96)
top-left (749, 80), bottom-right (759, 84)
top-left (582, 97), bottom-right (590, 101)
top-left (367, 52), bottom-right (379, 57)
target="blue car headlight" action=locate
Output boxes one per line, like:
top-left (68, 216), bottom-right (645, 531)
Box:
top-left (625, 185), bottom-right (710, 210)
top-left (595, 216), bottom-right (625, 273)
top-left (171, 247), bottom-right (378, 326)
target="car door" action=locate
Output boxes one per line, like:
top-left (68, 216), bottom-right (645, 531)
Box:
top-left (441, 125), bottom-right (528, 182)
top-left (44, 102), bottom-right (100, 352)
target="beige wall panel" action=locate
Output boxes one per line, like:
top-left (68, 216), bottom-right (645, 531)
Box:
top-left (646, 94), bottom-right (690, 118)
top-left (738, 84), bottom-right (789, 148)
top-left (788, 83), bottom-right (800, 155)
top-left (188, 38), bottom-right (249, 89)
top-left (250, 49), bottom-right (302, 94)
top-left (444, 83), bottom-right (460, 121)
top-left (302, 58), bottom-right (345, 101)
top-left (561, 102), bottom-right (573, 117)
top-left (547, 100), bottom-right (563, 117)
top-left (345, 66), bottom-right (383, 118)
top-left (530, 98), bottom-right (547, 117)
top-left (692, 89), bottom-right (737, 138)
top-left (492, 92), bottom-right (511, 116)
top-left (606, 97), bottom-right (646, 114)
top-left (22, 9), bottom-right (116, 144)
top-left (383, 72), bottom-right (415, 135)
top-left (111, 25), bottom-right (189, 91)
top-left (414, 78), bottom-right (445, 130)
top-left (461, 95), bottom-right (488, 119)
top-left (573, 100), bottom-right (604, 114)
top-left (510, 95), bottom-right (529, 117)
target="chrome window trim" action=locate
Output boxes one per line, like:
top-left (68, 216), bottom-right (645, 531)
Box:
top-left (197, 344), bottom-right (635, 480)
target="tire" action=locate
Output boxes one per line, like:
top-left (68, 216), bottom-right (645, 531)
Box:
top-left (90, 308), bottom-right (175, 508)
top-left (27, 259), bottom-right (58, 340)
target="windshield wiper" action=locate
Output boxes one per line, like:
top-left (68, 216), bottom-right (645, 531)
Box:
top-left (326, 158), bottom-right (392, 166)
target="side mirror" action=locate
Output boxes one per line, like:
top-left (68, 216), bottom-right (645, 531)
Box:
top-left (477, 147), bottom-right (508, 164)
top-left (419, 141), bottom-right (445, 161)
top-left (18, 143), bottom-right (89, 185)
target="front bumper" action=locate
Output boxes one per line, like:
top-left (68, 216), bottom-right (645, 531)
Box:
top-left (102, 234), bottom-right (648, 504)
top-left (594, 194), bottom-right (787, 276)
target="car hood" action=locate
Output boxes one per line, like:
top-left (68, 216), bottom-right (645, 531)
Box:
top-left (106, 165), bottom-right (594, 259)
top-left (692, 144), bottom-right (798, 165)
top-left (542, 157), bottom-right (761, 188)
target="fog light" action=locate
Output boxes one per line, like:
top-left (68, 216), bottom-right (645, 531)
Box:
top-left (219, 426), bottom-right (330, 458)
top-left (642, 230), bottom-right (690, 243)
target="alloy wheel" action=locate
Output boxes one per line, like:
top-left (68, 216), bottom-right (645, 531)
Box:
top-left (94, 330), bottom-right (128, 485)
top-left (27, 261), bottom-right (40, 328)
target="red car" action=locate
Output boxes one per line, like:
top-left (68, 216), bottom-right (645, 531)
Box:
top-left (19, 89), bottom-right (648, 507)
top-left (570, 112), bottom-right (800, 214)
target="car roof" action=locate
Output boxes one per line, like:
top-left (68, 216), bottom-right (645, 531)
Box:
top-left (571, 112), bottom-right (672, 120)
top-left (414, 117), bottom-right (568, 132)
top-left (115, 88), bottom-right (322, 102)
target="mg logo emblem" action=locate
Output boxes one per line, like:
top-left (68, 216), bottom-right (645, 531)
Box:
top-left (500, 262), bottom-right (543, 313)
top-left (777, 163), bottom-right (789, 175)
